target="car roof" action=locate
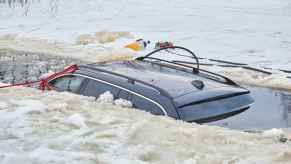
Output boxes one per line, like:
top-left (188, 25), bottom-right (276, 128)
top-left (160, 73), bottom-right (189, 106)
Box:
top-left (77, 61), bottom-right (231, 98)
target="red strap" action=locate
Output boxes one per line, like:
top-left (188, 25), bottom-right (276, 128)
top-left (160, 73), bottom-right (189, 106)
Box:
top-left (39, 64), bottom-right (78, 91)
top-left (0, 80), bottom-right (40, 89)
top-left (0, 64), bottom-right (78, 91)
top-left (42, 64), bottom-right (78, 82)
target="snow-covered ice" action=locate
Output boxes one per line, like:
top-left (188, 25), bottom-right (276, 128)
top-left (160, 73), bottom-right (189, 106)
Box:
top-left (0, 34), bottom-right (134, 62)
top-left (0, 0), bottom-right (291, 163)
top-left (204, 66), bottom-right (291, 91)
top-left (0, 0), bottom-right (291, 69)
top-left (1, 0), bottom-right (291, 89)
top-left (0, 87), bottom-right (290, 164)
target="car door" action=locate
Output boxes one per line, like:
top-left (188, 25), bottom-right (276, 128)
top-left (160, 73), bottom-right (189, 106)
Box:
top-left (48, 74), bottom-right (85, 93)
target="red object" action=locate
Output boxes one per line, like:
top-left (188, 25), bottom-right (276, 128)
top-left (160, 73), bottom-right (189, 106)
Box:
top-left (0, 64), bottom-right (78, 91)
top-left (0, 80), bottom-right (40, 89)
top-left (155, 41), bottom-right (174, 49)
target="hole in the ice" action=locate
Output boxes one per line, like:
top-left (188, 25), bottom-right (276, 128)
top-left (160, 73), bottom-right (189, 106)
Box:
top-left (1, 49), bottom-right (291, 131)
top-left (208, 86), bottom-right (291, 130)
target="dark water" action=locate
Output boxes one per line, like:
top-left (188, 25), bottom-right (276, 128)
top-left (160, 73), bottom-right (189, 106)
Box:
top-left (208, 87), bottom-right (291, 130)
top-left (1, 50), bottom-right (291, 130)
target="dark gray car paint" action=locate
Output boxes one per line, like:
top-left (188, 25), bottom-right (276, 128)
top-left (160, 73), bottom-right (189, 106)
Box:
top-left (74, 70), bottom-right (179, 118)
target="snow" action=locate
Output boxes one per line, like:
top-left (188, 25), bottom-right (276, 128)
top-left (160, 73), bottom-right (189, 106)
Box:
top-left (96, 91), bottom-right (114, 103)
top-left (0, 0), bottom-right (291, 163)
top-left (63, 113), bottom-right (88, 129)
top-left (1, 0), bottom-right (291, 68)
top-left (204, 66), bottom-right (291, 91)
top-left (262, 129), bottom-right (285, 138)
top-left (0, 34), bottom-right (135, 62)
top-left (0, 101), bottom-right (8, 109)
top-left (1, 0), bottom-right (291, 89)
top-left (114, 98), bottom-right (133, 108)
top-left (0, 87), bottom-right (290, 164)
top-left (96, 91), bottom-right (133, 108)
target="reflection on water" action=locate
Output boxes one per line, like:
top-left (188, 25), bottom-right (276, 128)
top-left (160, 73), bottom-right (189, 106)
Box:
top-left (1, 50), bottom-right (291, 130)
top-left (208, 86), bottom-right (291, 130)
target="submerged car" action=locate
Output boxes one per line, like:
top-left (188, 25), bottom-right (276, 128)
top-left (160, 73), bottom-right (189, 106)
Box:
top-left (47, 46), bottom-right (254, 123)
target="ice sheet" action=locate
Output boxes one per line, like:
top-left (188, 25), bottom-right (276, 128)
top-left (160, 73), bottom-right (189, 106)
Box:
top-left (0, 87), bottom-right (290, 164)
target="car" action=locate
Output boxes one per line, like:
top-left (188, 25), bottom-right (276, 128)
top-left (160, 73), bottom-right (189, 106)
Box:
top-left (46, 46), bottom-right (254, 123)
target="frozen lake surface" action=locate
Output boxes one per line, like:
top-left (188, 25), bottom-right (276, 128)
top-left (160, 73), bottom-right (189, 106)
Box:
top-left (1, 0), bottom-right (291, 70)
top-left (0, 0), bottom-right (291, 163)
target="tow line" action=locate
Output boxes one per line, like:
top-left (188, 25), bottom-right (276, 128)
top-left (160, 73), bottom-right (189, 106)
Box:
top-left (0, 64), bottom-right (78, 91)
top-left (154, 43), bottom-right (290, 76)
top-left (169, 54), bottom-right (290, 76)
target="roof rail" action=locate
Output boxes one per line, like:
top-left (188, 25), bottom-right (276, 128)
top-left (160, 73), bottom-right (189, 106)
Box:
top-left (78, 64), bottom-right (172, 98)
top-left (136, 46), bottom-right (200, 73)
top-left (142, 59), bottom-right (238, 86)
top-left (136, 46), bottom-right (238, 86)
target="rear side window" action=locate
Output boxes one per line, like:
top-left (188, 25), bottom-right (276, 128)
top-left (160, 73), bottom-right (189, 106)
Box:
top-left (49, 75), bottom-right (84, 93)
top-left (80, 79), bottom-right (165, 115)
top-left (81, 79), bottom-right (120, 98)
top-left (118, 90), bottom-right (132, 100)
top-left (131, 95), bottom-right (165, 115)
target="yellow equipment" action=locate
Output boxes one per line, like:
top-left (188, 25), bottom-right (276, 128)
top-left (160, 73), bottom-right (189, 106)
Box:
top-left (124, 41), bottom-right (140, 51)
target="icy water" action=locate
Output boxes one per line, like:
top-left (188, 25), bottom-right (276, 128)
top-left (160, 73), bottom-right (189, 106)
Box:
top-left (1, 50), bottom-right (291, 131)
top-left (209, 87), bottom-right (291, 130)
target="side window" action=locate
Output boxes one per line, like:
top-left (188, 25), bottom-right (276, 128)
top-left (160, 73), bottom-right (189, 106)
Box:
top-left (81, 79), bottom-right (120, 98)
top-left (49, 75), bottom-right (84, 93)
top-left (132, 95), bottom-right (164, 115)
top-left (117, 90), bottom-right (132, 100)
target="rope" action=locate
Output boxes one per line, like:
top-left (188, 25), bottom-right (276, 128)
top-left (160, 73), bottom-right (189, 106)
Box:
top-left (165, 36), bottom-right (291, 76)
top-left (156, 44), bottom-right (291, 76)
top-left (0, 80), bottom-right (39, 89)
top-left (0, 64), bottom-right (78, 91)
